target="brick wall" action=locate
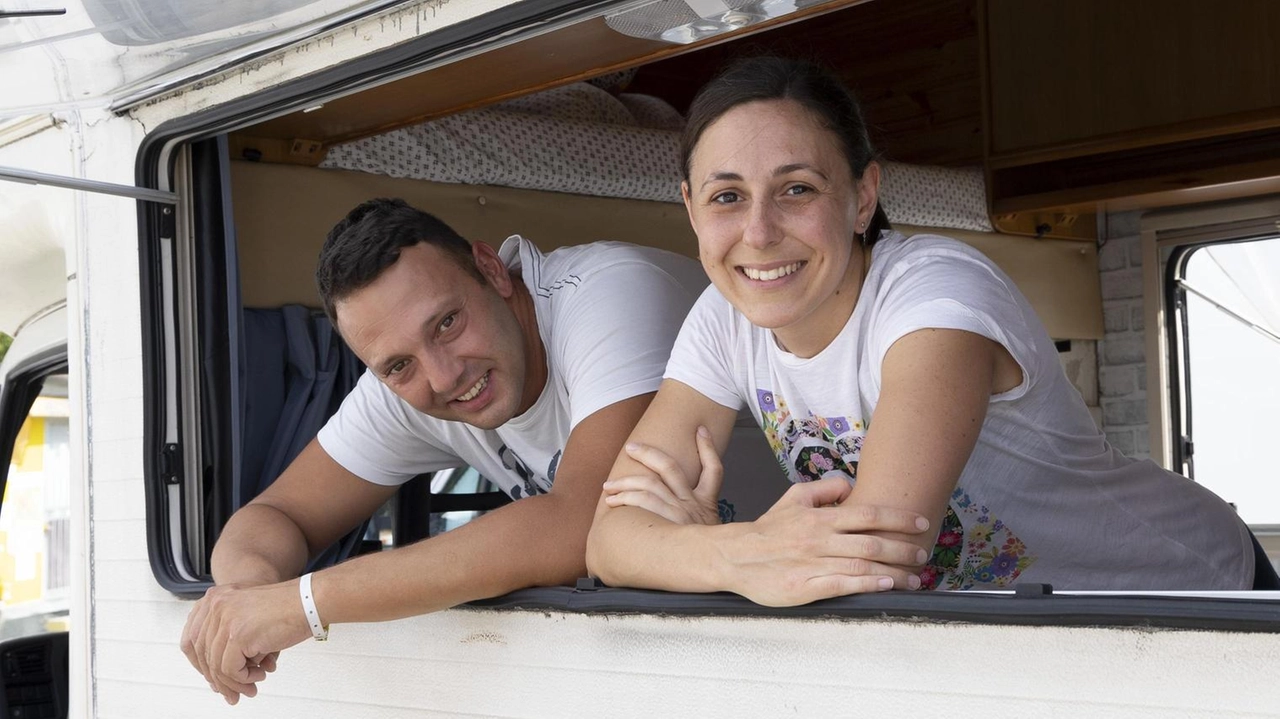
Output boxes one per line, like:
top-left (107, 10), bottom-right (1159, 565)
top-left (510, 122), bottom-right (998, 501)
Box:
top-left (1096, 211), bottom-right (1150, 459)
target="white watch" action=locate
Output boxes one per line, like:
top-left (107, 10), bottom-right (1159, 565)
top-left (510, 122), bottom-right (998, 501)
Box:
top-left (298, 572), bottom-right (329, 641)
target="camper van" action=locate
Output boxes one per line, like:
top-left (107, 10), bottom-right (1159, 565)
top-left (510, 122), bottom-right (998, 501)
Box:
top-left (1, 0), bottom-right (1279, 716)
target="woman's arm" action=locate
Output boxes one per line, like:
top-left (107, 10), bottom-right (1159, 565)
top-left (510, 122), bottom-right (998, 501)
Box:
top-left (848, 327), bottom-right (1024, 554)
top-left (586, 380), bottom-right (933, 605)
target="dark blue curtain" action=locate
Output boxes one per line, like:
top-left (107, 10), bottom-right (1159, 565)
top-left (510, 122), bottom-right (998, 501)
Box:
top-left (239, 305), bottom-right (366, 569)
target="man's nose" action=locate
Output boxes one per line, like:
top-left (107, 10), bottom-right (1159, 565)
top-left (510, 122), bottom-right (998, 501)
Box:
top-left (422, 351), bottom-right (465, 397)
top-left (741, 199), bottom-right (783, 250)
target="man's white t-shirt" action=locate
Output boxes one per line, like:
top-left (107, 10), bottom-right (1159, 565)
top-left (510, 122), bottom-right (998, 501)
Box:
top-left (318, 236), bottom-right (708, 499)
top-left (665, 231), bottom-right (1254, 590)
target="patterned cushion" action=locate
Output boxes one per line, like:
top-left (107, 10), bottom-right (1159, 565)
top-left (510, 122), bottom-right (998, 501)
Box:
top-left (321, 83), bottom-right (993, 232)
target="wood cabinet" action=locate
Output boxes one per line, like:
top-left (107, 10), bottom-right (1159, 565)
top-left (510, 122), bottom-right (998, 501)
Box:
top-left (983, 0), bottom-right (1280, 233)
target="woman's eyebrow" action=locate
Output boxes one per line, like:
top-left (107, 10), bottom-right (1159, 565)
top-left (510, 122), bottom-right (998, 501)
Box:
top-left (775, 163), bottom-right (828, 180)
top-left (700, 171), bottom-right (742, 191)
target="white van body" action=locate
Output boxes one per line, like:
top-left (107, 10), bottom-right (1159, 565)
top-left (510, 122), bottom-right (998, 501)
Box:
top-left (2, 1), bottom-right (1279, 717)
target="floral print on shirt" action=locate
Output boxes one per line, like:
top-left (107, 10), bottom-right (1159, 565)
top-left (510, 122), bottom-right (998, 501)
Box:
top-left (756, 389), bottom-right (865, 482)
top-left (755, 388), bottom-right (1036, 590)
top-left (918, 487), bottom-right (1036, 590)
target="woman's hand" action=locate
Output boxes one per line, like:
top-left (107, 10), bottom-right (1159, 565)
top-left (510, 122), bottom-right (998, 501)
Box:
top-left (602, 425), bottom-right (724, 525)
top-left (719, 477), bottom-right (930, 606)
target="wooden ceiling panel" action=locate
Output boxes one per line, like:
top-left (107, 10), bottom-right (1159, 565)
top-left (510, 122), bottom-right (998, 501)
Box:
top-left (238, 0), bottom-right (983, 168)
top-left (625, 0), bottom-right (983, 166)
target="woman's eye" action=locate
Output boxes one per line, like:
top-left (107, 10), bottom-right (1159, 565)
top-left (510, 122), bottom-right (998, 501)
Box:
top-left (784, 185), bottom-right (812, 196)
top-left (711, 191), bottom-right (740, 205)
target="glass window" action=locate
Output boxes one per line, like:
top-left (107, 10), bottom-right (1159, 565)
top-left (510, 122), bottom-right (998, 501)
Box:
top-left (0, 373), bottom-right (71, 640)
top-left (1173, 238), bottom-right (1280, 526)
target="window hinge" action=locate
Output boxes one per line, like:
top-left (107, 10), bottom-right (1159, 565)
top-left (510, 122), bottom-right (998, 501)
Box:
top-left (1015, 583), bottom-right (1054, 597)
top-left (575, 577), bottom-right (606, 592)
top-left (1181, 436), bottom-right (1195, 459)
top-left (160, 443), bottom-right (183, 484)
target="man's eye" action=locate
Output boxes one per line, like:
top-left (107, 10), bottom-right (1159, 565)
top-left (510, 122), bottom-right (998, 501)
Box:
top-left (439, 312), bottom-right (458, 332)
top-left (711, 191), bottom-right (740, 204)
top-left (387, 360), bottom-right (408, 376)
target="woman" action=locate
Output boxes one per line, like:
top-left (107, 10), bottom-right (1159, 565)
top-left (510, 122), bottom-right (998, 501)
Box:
top-left (584, 57), bottom-right (1256, 605)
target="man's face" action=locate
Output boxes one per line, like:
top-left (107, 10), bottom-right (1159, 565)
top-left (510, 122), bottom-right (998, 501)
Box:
top-left (335, 242), bottom-right (530, 429)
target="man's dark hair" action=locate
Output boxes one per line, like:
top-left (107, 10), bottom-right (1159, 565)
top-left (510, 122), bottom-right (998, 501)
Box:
top-left (316, 198), bottom-right (483, 322)
top-left (681, 56), bottom-right (891, 246)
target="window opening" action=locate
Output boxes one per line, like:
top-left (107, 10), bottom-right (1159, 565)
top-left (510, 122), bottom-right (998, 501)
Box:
top-left (1169, 237), bottom-right (1280, 528)
top-left (1, 373), bottom-right (71, 640)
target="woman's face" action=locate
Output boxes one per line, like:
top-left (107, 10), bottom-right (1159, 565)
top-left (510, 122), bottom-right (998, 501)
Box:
top-left (683, 99), bottom-right (880, 357)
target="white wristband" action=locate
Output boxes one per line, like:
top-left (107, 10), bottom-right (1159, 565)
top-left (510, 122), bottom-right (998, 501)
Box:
top-left (298, 572), bottom-right (329, 641)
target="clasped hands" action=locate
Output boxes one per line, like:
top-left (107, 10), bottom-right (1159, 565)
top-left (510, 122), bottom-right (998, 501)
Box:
top-left (180, 579), bottom-right (313, 705)
top-left (602, 426), bottom-right (932, 606)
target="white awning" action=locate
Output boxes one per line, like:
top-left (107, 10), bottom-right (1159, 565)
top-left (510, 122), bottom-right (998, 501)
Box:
top-left (1192, 241), bottom-right (1280, 343)
top-left (0, 0), bottom-right (409, 119)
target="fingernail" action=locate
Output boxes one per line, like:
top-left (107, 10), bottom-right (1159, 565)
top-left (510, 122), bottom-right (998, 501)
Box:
top-left (915, 516), bottom-right (930, 531)
top-left (878, 577), bottom-right (893, 590)
top-left (908, 575), bottom-right (922, 590)
top-left (624, 442), bottom-right (640, 452)
top-left (916, 549), bottom-right (928, 564)
top-left (697, 426), bottom-right (710, 438)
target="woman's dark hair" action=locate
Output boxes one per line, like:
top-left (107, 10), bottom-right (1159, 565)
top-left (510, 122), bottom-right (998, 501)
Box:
top-left (680, 56), bottom-right (891, 245)
top-left (316, 198), bottom-right (483, 323)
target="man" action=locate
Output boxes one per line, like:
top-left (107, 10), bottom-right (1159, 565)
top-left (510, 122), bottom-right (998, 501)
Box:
top-left (179, 198), bottom-right (927, 704)
top-left (178, 197), bottom-right (709, 703)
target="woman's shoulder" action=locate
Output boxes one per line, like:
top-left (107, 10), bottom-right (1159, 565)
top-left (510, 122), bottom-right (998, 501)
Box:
top-left (875, 230), bottom-right (997, 270)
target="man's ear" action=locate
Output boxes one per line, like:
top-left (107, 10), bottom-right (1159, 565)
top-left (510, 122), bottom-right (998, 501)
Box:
top-left (471, 241), bottom-right (514, 297)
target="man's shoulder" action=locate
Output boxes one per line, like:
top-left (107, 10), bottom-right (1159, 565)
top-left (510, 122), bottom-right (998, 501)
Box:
top-left (538, 241), bottom-right (706, 294)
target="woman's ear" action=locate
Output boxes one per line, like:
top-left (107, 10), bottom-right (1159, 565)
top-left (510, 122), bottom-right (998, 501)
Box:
top-left (472, 241), bottom-right (514, 297)
top-left (856, 161), bottom-right (882, 230)
top-left (681, 181), bottom-right (696, 228)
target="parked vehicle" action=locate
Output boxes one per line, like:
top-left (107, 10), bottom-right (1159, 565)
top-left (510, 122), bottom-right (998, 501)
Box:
top-left (1, 1), bottom-right (1278, 716)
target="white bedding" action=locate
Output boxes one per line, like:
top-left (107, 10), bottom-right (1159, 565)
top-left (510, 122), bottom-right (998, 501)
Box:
top-left (321, 82), bottom-right (994, 233)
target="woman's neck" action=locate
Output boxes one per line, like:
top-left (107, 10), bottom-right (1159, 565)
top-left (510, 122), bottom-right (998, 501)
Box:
top-left (772, 243), bottom-right (874, 359)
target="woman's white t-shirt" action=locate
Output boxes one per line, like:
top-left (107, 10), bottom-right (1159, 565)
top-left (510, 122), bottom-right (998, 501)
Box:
top-left (665, 231), bottom-right (1254, 590)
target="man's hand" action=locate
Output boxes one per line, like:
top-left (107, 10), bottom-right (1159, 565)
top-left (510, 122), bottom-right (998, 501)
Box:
top-left (180, 580), bottom-right (312, 704)
top-left (718, 477), bottom-right (931, 606)
top-left (602, 425), bottom-right (723, 525)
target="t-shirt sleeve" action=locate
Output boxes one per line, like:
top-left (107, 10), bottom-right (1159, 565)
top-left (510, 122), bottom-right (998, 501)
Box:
top-left (662, 285), bottom-right (744, 411)
top-left (556, 260), bottom-right (708, 428)
top-left (316, 369), bottom-right (465, 486)
top-left (868, 247), bottom-right (1039, 402)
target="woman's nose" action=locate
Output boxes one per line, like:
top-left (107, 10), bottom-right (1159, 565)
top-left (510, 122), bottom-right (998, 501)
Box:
top-left (741, 200), bottom-right (782, 250)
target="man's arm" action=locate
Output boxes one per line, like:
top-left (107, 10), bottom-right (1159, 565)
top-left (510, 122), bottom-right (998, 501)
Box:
top-left (308, 392), bottom-right (653, 619)
top-left (209, 439), bottom-right (398, 587)
top-left (182, 439), bottom-right (397, 703)
top-left (185, 393), bottom-right (653, 703)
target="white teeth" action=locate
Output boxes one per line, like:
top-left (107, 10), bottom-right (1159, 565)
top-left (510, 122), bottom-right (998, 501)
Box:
top-left (742, 262), bottom-right (802, 281)
top-left (457, 373), bottom-right (488, 402)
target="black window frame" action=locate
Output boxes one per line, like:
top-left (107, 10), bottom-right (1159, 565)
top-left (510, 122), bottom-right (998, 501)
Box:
top-left (136, 0), bottom-right (1280, 630)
